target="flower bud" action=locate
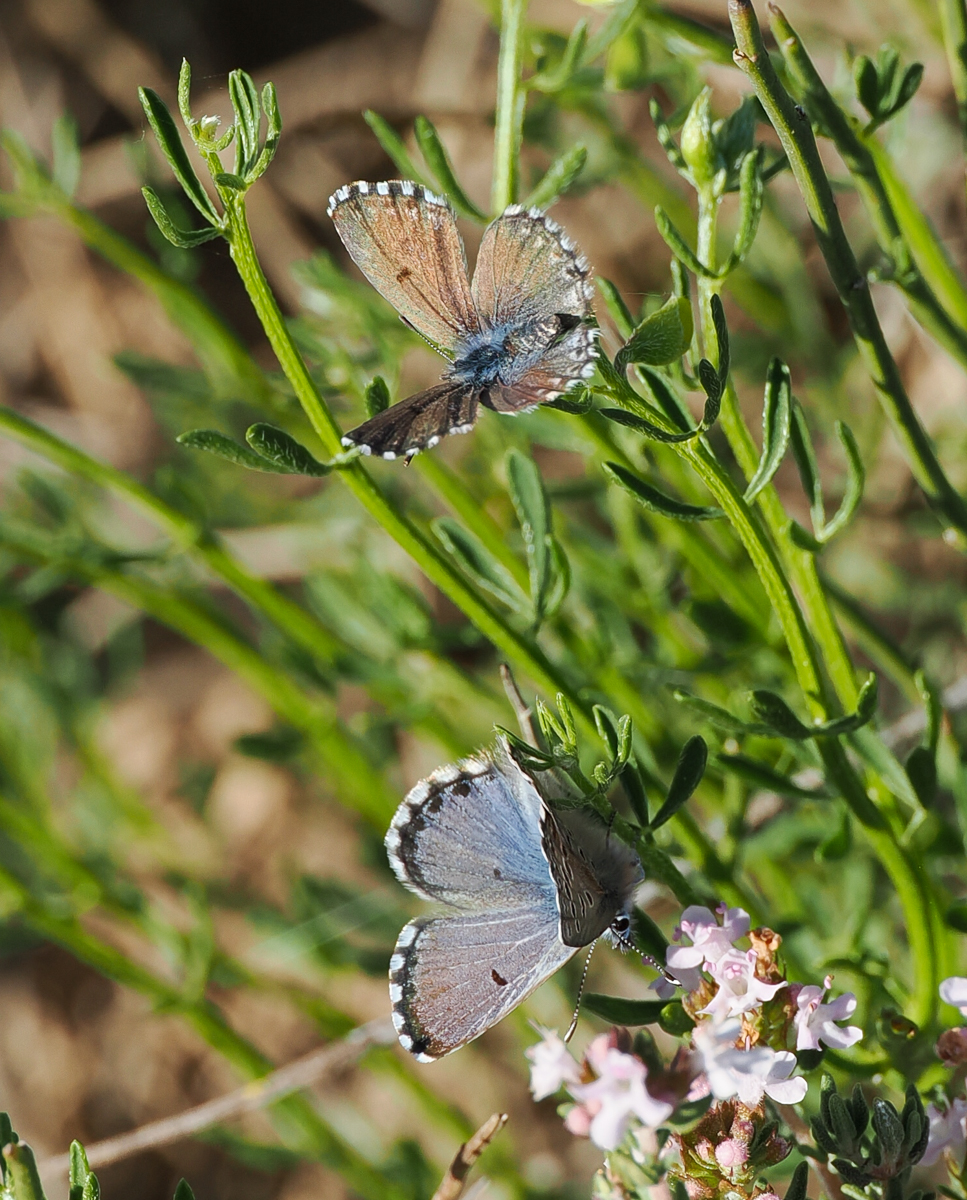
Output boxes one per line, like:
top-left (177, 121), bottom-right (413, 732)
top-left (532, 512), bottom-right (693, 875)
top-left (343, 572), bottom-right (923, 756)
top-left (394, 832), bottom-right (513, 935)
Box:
top-left (680, 88), bottom-right (718, 188)
top-left (937, 1026), bottom-right (967, 1065)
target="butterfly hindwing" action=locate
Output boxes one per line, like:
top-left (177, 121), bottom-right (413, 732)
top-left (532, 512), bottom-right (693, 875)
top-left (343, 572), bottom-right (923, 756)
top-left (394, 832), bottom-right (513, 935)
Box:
top-left (389, 910), bottom-right (576, 1060)
top-left (483, 319), bottom-right (598, 413)
top-left (341, 383), bottom-right (477, 459)
top-left (471, 206), bottom-right (594, 329)
top-left (328, 181), bottom-right (479, 351)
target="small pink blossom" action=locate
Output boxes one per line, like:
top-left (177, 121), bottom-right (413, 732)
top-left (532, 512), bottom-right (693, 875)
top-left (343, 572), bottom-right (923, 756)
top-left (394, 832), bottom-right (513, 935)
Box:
top-left (921, 1097), bottom-right (967, 1167)
top-left (567, 1034), bottom-right (674, 1150)
top-left (715, 1138), bottom-right (749, 1170)
top-left (940, 977), bottom-right (967, 1018)
top-left (700, 948), bottom-right (786, 1021)
top-left (794, 976), bottom-right (862, 1051)
top-left (526, 1028), bottom-right (582, 1100)
top-left (692, 1019), bottom-right (807, 1108)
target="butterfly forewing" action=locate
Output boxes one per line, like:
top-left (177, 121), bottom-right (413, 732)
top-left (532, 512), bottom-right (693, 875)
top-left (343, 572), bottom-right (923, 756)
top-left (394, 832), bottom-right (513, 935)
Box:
top-left (328, 181), bottom-right (480, 351)
top-left (471, 206), bottom-right (595, 329)
top-left (384, 744), bottom-right (552, 908)
top-left (540, 805), bottom-right (643, 947)
top-left (390, 910), bottom-right (575, 1060)
top-left (341, 383), bottom-right (477, 459)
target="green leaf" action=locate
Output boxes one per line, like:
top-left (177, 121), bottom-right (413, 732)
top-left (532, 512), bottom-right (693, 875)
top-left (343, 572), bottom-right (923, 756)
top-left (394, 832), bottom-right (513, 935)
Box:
top-left (604, 462), bottom-right (722, 520)
top-left (659, 1001), bottom-right (695, 1036)
top-left (414, 116), bottom-right (487, 222)
top-left (815, 806), bottom-right (851, 861)
top-left (364, 376), bottom-right (391, 417)
top-left (654, 206), bottom-right (717, 277)
top-left (915, 669), bottom-right (942, 754)
top-left (789, 399), bottom-right (824, 530)
top-left (744, 357), bottom-right (791, 503)
top-left (597, 277), bottom-right (635, 339)
top-left (228, 69), bottom-right (261, 178)
top-left (817, 421), bottom-right (864, 542)
top-left (176, 428), bottom-right (289, 473)
top-left (142, 187), bottom-right (222, 249)
top-left (621, 763), bottom-right (651, 826)
top-left (599, 407), bottom-right (696, 443)
top-left (245, 424), bottom-right (331, 476)
top-left (631, 906), bottom-right (666, 958)
top-left (173, 1182), bottom-right (196, 1200)
top-left (363, 111), bottom-right (430, 187)
top-left (583, 993), bottom-right (666, 1026)
top-left (139, 87), bottom-right (220, 225)
top-left (945, 900), bottom-right (967, 932)
top-left (616, 295), bottom-right (693, 371)
top-left (605, 19), bottom-right (649, 91)
top-left (649, 98), bottom-right (688, 174)
top-left (723, 146), bottom-right (764, 270)
top-left (785, 1163), bottom-right (810, 1200)
top-left (650, 736), bottom-right (707, 830)
top-left (891, 62), bottom-right (924, 118)
top-left (818, 674), bottom-right (878, 736)
top-left (524, 144), bottom-right (587, 210)
top-left (904, 745), bottom-right (937, 807)
top-left (853, 55), bottom-right (881, 120)
top-left (638, 364), bottom-right (693, 431)
top-left (68, 1142), bottom-right (92, 1200)
top-left (51, 114), bottom-right (80, 198)
top-left (235, 725), bottom-right (305, 762)
top-left (544, 387), bottom-right (593, 414)
top-left (432, 517), bottom-right (529, 612)
top-left (748, 690), bottom-right (811, 739)
top-left (709, 293), bottom-right (730, 390)
top-left (507, 449), bottom-right (553, 620)
top-left (673, 689), bottom-right (752, 734)
top-left (248, 82), bottom-right (282, 182)
top-left (3, 1142), bottom-right (47, 1200)
top-left (214, 172), bottom-right (247, 191)
top-left (177, 58), bottom-right (193, 127)
top-left (715, 752), bottom-right (832, 799)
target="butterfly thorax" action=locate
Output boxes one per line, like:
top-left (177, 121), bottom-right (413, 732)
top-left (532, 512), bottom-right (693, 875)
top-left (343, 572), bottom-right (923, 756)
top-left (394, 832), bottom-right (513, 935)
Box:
top-left (448, 314), bottom-right (581, 391)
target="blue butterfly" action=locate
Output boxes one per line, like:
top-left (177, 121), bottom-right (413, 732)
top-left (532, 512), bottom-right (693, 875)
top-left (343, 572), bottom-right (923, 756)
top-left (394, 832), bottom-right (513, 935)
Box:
top-left (328, 181), bottom-right (597, 460)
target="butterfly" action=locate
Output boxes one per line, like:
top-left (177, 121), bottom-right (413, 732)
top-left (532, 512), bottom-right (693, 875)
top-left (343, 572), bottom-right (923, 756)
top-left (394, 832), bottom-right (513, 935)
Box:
top-left (384, 737), bottom-right (643, 1060)
top-left (327, 180), bottom-right (598, 460)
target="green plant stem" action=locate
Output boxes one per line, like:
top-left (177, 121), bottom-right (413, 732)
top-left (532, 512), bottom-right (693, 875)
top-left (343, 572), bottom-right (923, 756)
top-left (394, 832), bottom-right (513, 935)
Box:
top-left (492, 0), bottom-right (529, 213)
top-left (938, 0), bottom-right (967, 176)
top-left (729, 0), bottom-right (967, 542)
top-left (643, 4), bottom-right (736, 65)
top-left (691, 184), bottom-right (939, 1028)
top-left (224, 199), bottom-right (600, 722)
top-left (0, 866), bottom-right (396, 1200)
top-left (0, 519), bottom-right (397, 828)
top-left (770, 7), bottom-right (967, 368)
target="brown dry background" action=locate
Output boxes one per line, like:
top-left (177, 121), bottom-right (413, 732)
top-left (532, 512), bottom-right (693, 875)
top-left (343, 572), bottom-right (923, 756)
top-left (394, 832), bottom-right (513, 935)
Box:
top-left (0, 1), bottom-right (964, 1199)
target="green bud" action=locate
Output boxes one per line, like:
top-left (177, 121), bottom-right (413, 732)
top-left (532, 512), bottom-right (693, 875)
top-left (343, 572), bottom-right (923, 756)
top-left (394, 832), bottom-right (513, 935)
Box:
top-left (680, 87), bottom-right (718, 187)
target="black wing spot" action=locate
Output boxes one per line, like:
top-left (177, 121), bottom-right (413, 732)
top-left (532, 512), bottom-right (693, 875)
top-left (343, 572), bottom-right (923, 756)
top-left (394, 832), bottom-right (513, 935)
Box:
top-left (397, 267), bottom-right (413, 282)
top-left (491, 968), bottom-right (508, 986)
top-left (493, 867), bottom-right (502, 879)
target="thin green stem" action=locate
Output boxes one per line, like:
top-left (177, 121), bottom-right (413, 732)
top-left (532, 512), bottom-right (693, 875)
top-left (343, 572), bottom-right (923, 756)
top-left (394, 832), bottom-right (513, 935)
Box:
top-left (770, 6), bottom-right (967, 368)
top-left (938, 0), bottom-right (967, 181)
top-left (492, 0), bottom-right (529, 213)
top-left (729, 0), bottom-right (967, 541)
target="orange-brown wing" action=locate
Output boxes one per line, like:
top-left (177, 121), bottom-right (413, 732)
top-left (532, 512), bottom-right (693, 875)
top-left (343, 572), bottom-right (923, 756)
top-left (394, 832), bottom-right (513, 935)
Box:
top-left (328, 180), bottom-right (479, 351)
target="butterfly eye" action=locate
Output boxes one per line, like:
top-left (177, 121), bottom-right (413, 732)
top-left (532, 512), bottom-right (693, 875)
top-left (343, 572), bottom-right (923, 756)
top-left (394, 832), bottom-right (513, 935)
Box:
top-left (612, 913), bottom-right (631, 935)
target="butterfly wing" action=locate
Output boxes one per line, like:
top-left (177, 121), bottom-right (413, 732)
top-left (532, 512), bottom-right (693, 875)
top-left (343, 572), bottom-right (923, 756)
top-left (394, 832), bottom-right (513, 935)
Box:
top-left (390, 909), bottom-right (576, 1059)
top-left (341, 383), bottom-right (477, 459)
top-left (483, 320), bottom-right (598, 414)
top-left (540, 805), bottom-right (643, 948)
top-left (328, 181), bottom-right (480, 351)
top-left (385, 740), bottom-right (552, 908)
top-left (471, 206), bottom-right (594, 329)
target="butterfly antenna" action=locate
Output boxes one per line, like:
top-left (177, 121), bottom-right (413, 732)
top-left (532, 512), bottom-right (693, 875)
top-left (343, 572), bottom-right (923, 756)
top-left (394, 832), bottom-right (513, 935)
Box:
top-left (499, 663), bottom-right (540, 748)
top-left (642, 953), bottom-right (681, 987)
top-left (564, 941), bottom-right (597, 1043)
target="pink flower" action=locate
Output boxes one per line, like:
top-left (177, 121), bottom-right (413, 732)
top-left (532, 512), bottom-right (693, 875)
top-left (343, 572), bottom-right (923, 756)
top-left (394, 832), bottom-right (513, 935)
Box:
top-left (700, 948), bottom-right (786, 1020)
top-left (940, 977), bottom-right (967, 1018)
top-left (526, 1028), bottom-right (582, 1100)
top-left (921, 1098), bottom-right (967, 1167)
top-left (567, 1034), bottom-right (674, 1150)
top-left (692, 1019), bottom-right (807, 1108)
top-left (794, 977), bottom-right (862, 1051)
top-left (715, 1138), bottom-right (749, 1170)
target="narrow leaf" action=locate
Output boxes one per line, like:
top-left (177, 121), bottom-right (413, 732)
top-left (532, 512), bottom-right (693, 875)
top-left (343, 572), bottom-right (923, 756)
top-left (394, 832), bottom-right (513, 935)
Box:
top-left (638, 364), bottom-right (693, 431)
top-left (142, 187), bottom-right (221, 249)
top-left (890, 62), bottom-right (923, 118)
top-left (363, 111), bottom-right (430, 187)
top-left (583, 994), bottom-right (666, 1026)
top-left (789, 399), bottom-right (824, 529)
top-left (245, 424), bottom-right (331, 476)
top-left (248, 81), bottom-right (282, 182)
top-left (748, 690), bottom-right (811, 739)
top-left (213, 172), bottom-right (247, 191)
top-left (654, 207), bottom-right (717, 277)
top-left (177, 59), bottom-right (193, 127)
top-left (853, 55), bottom-right (880, 118)
top-left (817, 421), bottom-right (864, 542)
top-left (744, 357), bottom-right (791, 503)
top-left (673, 689), bottom-right (752, 734)
top-left (69, 1142), bottom-right (92, 1200)
top-left (649, 98), bottom-right (688, 173)
top-left (709, 293), bottom-right (730, 387)
top-left (597, 277), bottom-right (635, 338)
top-left (173, 1182), bottom-right (196, 1200)
top-left (138, 87), bottom-right (220, 224)
top-left (414, 116), bottom-right (487, 221)
top-left (650, 736), bottom-right (707, 830)
top-left (717, 753), bottom-right (831, 799)
top-left (433, 516), bottom-right (529, 612)
top-left (507, 449), bottom-right (552, 618)
top-left (724, 146), bottom-right (764, 269)
top-left (51, 114), bottom-right (81, 198)
top-left (364, 376), bottom-right (391, 417)
top-left (816, 673), bottom-right (878, 736)
top-left (616, 295), bottom-right (693, 370)
top-left (605, 462), bottom-right (722, 520)
top-left (621, 763), bottom-right (651, 826)
top-left (228, 69), bottom-right (261, 178)
top-left (785, 1163), bottom-right (810, 1200)
top-left (177, 428), bottom-right (289, 473)
top-left (905, 745), bottom-right (937, 807)
top-left (524, 144), bottom-right (587, 210)
top-left (599, 407), bottom-right (696, 443)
